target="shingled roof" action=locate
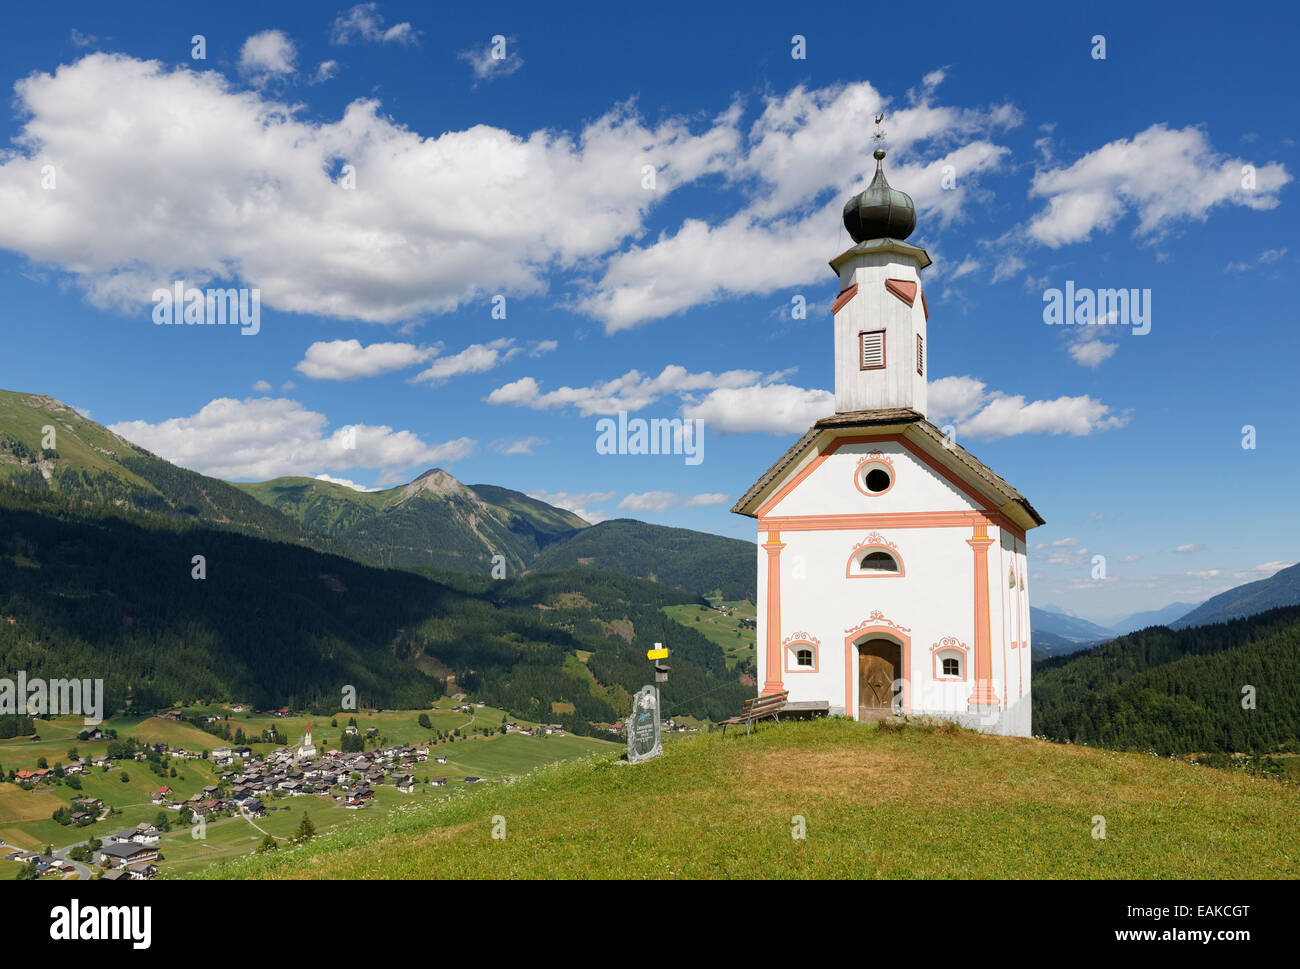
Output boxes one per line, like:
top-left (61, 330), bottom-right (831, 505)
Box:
top-left (731, 409), bottom-right (1045, 529)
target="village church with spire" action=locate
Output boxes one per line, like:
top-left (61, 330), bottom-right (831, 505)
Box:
top-left (732, 147), bottom-right (1044, 736)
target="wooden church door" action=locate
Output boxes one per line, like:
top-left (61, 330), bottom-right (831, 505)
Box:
top-left (858, 639), bottom-right (900, 719)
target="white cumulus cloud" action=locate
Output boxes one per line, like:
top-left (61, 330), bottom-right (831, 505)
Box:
top-left (239, 30), bottom-right (297, 84)
top-left (929, 375), bottom-right (1127, 441)
top-left (1027, 124), bottom-right (1291, 247)
top-left (296, 339), bottom-right (437, 380)
top-left (0, 53), bottom-right (737, 323)
top-left (486, 365), bottom-right (773, 417)
top-left (330, 4), bottom-right (417, 46)
top-left (108, 396), bottom-right (473, 480)
top-left (681, 384), bottom-right (834, 435)
top-left (413, 339), bottom-right (521, 385)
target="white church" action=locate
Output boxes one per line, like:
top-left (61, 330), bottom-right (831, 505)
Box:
top-left (732, 149), bottom-right (1044, 736)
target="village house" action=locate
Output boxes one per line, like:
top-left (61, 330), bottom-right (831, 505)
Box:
top-left (94, 842), bottom-right (159, 869)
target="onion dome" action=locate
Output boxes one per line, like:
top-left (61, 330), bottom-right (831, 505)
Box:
top-left (842, 149), bottom-right (916, 243)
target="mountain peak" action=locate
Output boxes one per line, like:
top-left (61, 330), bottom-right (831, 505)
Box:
top-left (398, 467), bottom-right (477, 504)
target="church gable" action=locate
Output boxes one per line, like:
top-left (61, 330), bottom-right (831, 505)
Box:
top-left (758, 435), bottom-right (990, 520)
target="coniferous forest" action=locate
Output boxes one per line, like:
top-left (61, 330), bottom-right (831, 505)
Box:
top-left (1033, 606), bottom-right (1300, 755)
top-left (0, 483), bottom-right (750, 735)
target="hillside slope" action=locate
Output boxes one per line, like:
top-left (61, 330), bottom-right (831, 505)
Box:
top-left (531, 518), bottom-right (757, 602)
top-left (199, 718), bottom-right (1300, 880)
top-left (1172, 562), bottom-right (1300, 628)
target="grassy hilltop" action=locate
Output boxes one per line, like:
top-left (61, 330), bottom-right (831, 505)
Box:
top-left (199, 718), bottom-right (1300, 880)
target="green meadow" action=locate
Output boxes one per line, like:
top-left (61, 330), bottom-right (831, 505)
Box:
top-left (202, 718), bottom-right (1300, 880)
top-left (662, 595), bottom-right (756, 671)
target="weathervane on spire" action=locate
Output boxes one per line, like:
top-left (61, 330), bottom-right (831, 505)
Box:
top-left (873, 112), bottom-right (886, 148)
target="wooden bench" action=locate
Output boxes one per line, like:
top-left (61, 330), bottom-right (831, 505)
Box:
top-left (719, 690), bottom-right (789, 736)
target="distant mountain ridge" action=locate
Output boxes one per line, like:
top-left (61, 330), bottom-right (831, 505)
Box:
top-left (0, 387), bottom-right (756, 603)
top-left (234, 474), bottom-right (757, 600)
top-left (1029, 606), bottom-right (1114, 661)
top-left (1173, 563), bottom-right (1300, 629)
top-left (1109, 601), bottom-right (1201, 635)
top-left (1031, 600), bottom-right (1212, 661)
top-left (233, 471), bottom-right (589, 575)
top-left (1030, 606), bottom-right (1115, 642)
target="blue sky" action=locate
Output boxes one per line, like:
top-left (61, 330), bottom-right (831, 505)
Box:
top-left (0, 0), bottom-right (1295, 624)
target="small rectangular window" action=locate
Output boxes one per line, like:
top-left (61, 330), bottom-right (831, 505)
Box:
top-left (917, 334), bottom-right (924, 376)
top-left (860, 330), bottom-right (885, 370)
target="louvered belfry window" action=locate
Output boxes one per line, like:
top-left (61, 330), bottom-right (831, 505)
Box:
top-left (860, 330), bottom-right (885, 370)
top-left (917, 333), bottom-right (925, 376)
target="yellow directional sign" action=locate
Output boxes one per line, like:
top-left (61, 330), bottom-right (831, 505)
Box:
top-left (647, 647), bottom-right (669, 660)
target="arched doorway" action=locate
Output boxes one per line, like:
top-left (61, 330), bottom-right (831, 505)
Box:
top-left (857, 638), bottom-right (901, 721)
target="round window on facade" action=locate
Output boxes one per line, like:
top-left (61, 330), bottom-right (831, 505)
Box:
top-left (864, 466), bottom-right (892, 493)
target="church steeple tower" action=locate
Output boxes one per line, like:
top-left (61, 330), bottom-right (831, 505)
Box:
top-left (829, 149), bottom-right (931, 417)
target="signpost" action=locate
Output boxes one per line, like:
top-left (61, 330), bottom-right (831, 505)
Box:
top-left (626, 642), bottom-right (667, 764)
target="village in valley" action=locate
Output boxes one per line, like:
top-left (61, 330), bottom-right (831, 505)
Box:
top-left (0, 697), bottom-right (617, 880)
top-left (0, 597), bottom-right (742, 883)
